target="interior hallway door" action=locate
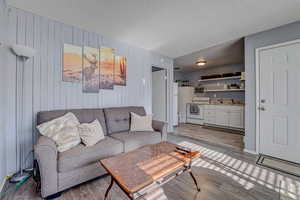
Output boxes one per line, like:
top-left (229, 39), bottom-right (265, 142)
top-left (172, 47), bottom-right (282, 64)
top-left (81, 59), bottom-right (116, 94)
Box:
top-left (258, 40), bottom-right (300, 163)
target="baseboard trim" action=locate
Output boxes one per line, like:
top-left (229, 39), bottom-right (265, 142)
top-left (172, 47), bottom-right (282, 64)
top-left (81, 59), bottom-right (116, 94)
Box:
top-left (243, 149), bottom-right (258, 155)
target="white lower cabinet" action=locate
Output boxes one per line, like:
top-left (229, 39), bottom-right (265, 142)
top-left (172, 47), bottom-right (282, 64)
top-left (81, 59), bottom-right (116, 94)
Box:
top-left (204, 105), bottom-right (244, 130)
top-left (228, 110), bottom-right (244, 128)
top-left (215, 109), bottom-right (229, 127)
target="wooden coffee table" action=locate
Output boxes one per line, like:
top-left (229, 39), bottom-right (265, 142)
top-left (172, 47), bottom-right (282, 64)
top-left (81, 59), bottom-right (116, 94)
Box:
top-left (100, 141), bottom-right (201, 200)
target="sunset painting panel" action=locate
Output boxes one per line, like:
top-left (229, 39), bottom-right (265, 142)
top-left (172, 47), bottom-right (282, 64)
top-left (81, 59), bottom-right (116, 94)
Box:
top-left (114, 56), bottom-right (127, 86)
top-left (100, 46), bottom-right (115, 89)
top-left (63, 44), bottom-right (83, 82)
top-left (83, 47), bottom-right (100, 93)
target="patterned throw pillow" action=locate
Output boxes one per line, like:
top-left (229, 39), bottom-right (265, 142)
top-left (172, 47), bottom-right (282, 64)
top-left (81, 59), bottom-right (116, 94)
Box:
top-left (78, 119), bottom-right (105, 147)
top-left (37, 112), bottom-right (81, 152)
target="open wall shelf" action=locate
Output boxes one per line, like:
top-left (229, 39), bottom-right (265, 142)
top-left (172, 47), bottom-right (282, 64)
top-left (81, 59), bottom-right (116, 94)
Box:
top-left (198, 76), bottom-right (242, 82)
top-left (204, 89), bottom-right (245, 92)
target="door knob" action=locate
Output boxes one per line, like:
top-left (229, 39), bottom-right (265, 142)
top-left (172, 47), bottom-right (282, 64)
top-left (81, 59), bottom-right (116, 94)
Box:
top-left (261, 99), bottom-right (266, 103)
top-left (258, 107), bottom-right (265, 111)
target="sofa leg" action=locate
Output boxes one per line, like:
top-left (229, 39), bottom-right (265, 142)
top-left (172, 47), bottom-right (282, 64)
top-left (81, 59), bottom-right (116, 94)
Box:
top-left (45, 192), bottom-right (62, 200)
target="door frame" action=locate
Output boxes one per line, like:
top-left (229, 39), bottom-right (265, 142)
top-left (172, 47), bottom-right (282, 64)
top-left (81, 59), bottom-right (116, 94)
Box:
top-left (151, 66), bottom-right (168, 122)
top-left (255, 38), bottom-right (300, 154)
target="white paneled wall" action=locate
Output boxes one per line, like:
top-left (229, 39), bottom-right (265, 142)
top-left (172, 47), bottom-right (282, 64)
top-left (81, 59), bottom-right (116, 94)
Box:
top-left (4, 6), bottom-right (173, 174)
top-left (0, 0), bottom-right (8, 182)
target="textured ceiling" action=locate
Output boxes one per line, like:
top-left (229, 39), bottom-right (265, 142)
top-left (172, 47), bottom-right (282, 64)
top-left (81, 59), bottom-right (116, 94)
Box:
top-left (174, 39), bottom-right (244, 72)
top-left (8, 0), bottom-right (300, 58)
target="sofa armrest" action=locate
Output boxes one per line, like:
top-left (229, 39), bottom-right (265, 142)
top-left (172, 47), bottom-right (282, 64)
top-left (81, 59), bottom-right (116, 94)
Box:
top-left (34, 136), bottom-right (58, 198)
top-left (152, 120), bottom-right (168, 141)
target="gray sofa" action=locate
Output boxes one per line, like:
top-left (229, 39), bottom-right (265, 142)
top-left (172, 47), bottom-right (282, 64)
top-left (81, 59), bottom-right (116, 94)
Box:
top-left (35, 106), bottom-right (167, 198)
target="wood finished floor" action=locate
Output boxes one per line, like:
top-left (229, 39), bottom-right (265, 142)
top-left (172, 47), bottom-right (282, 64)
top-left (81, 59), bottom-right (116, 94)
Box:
top-left (2, 134), bottom-right (300, 200)
top-left (175, 123), bottom-right (244, 150)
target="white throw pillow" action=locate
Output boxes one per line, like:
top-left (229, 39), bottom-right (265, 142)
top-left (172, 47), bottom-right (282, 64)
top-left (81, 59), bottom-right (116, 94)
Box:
top-left (78, 119), bottom-right (105, 147)
top-left (37, 112), bottom-right (81, 152)
top-left (130, 112), bottom-right (154, 132)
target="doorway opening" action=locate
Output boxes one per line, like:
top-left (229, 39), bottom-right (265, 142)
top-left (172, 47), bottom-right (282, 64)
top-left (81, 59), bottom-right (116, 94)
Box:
top-left (152, 66), bottom-right (167, 122)
top-left (173, 39), bottom-right (245, 151)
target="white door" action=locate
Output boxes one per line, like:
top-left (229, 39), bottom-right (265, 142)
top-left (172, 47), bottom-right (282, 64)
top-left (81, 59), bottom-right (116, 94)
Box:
top-left (152, 69), bottom-right (167, 121)
top-left (258, 41), bottom-right (300, 163)
top-left (173, 83), bottom-right (178, 126)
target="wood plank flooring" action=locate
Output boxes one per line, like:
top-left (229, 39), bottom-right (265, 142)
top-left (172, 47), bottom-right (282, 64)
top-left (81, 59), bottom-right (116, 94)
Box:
top-left (175, 123), bottom-right (244, 150)
top-left (2, 134), bottom-right (300, 200)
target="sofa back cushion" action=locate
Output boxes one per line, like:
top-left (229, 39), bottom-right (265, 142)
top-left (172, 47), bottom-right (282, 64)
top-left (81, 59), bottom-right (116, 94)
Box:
top-left (104, 106), bottom-right (146, 134)
top-left (37, 109), bottom-right (108, 135)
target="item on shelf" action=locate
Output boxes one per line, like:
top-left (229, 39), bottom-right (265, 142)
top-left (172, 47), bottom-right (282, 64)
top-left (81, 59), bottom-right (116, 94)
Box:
top-left (223, 84), bottom-right (228, 89)
top-left (201, 72), bottom-right (244, 81)
top-left (222, 98), bottom-right (234, 105)
top-left (222, 73), bottom-right (235, 77)
top-left (228, 83), bottom-right (240, 89)
top-left (240, 82), bottom-right (245, 89)
top-left (241, 72), bottom-right (245, 81)
top-left (210, 98), bottom-right (222, 104)
top-left (176, 80), bottom-right (191, 87)
top-left (194, 86), bottom-right (205, 93)
top-left (201, 74), bottom-right (222, 80)
top-left (235, 100), bottom-right (245, 105)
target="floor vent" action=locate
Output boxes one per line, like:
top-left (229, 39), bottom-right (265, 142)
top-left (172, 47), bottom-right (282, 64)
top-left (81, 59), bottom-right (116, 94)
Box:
top-left (257, 154), bottom-right (300, 177)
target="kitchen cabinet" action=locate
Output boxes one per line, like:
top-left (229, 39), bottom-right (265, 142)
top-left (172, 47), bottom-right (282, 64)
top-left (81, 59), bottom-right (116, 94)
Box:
top-left (204, 107), bottom-right (216, 124)
top-left (204, 105), bottom-right (244, 130)
top-left (228, 110), bottom-right (244, 128)
top-left (216, 109), bottom-right (228, 127)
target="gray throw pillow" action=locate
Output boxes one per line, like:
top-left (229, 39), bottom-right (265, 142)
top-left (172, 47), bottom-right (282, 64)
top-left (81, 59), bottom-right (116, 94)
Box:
top-left (130, 112), bottom-right (154, 132)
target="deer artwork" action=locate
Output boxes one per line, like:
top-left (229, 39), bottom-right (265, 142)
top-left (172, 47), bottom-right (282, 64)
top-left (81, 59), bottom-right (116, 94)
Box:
top-left (83, 54), bottom-right (98, 81)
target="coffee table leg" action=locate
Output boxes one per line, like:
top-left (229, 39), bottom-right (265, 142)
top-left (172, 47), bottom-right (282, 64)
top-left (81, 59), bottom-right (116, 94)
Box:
top-left (104, 176), bottom-right (114, 199)
top-left (189, 171), bottom-right (201, 192)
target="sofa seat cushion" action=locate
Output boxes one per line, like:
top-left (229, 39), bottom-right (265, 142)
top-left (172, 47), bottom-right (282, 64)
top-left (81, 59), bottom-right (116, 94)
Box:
top-left (58, 136), bottom-right (123, 172)
top-left (110, 131), bottom-right (161, 152)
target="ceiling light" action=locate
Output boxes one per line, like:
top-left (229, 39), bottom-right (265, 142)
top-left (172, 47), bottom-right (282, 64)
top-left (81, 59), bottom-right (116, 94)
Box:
top-left (196, 60), bottom-right (207, 66)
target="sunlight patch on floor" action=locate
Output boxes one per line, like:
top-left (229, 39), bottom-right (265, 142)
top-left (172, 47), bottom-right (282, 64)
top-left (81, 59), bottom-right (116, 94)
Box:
top-left (138, 183), bottom-right (168, 200)
top-left (177, 141), bottom-right (300, 200)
